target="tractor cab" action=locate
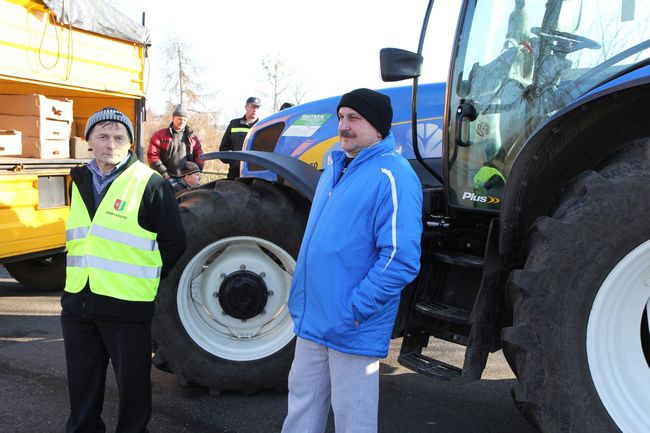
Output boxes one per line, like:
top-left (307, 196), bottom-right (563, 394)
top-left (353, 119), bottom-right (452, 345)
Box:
top-left (385, 0), bottom-right (650, 212)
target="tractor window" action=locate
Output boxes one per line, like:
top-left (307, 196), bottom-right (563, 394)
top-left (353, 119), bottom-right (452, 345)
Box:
top-left (446, 0), bottom-right (650, 211)
top-left (246, 122), bottom-right (285, 172)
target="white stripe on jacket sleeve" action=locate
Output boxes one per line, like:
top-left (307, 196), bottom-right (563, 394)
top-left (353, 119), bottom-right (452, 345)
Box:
top-left (380, 168), bottom-right (398, 271)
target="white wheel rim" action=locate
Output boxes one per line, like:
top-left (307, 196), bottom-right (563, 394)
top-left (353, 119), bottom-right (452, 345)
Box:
top-left (587, 239), bottom-right (650, 432)
top-left (177, 236), bottom-right (295, 361)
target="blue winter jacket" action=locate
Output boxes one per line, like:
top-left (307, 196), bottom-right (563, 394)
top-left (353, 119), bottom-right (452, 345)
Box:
top-left (288, 133), bottom-right (423, 357)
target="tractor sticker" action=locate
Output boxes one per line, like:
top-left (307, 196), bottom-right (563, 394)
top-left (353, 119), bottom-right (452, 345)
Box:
top-left (461, 191), bottom-right (500, 204)
top-left (283, 114), bottom-right (332, 137)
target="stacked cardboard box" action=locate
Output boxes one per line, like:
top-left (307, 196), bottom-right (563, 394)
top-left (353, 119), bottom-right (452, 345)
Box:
top-left (0, 94), bottom-right (73, 158)
top-left (70, 136), bottom-right (93, 159)
top-left (0, 130), bottom-right (22, 156)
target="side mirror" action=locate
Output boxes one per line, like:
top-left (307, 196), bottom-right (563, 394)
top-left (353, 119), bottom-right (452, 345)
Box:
top-left (380, 48), bottom-right (423, 82)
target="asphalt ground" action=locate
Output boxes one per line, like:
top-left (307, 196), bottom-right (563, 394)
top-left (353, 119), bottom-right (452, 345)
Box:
top-left (0, 266), bottom-right (536, 433)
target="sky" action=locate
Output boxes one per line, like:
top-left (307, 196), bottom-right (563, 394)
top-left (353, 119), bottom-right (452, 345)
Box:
top-left (111, 0), bottom-right (461, 124)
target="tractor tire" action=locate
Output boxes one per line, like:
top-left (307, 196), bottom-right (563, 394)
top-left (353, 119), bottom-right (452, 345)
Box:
top-left (502, 140), bottom-right (650, 433)
top-left (5, 252), bottom-right (67, 292)
top-left (152, 179), bottom-right (309, 394)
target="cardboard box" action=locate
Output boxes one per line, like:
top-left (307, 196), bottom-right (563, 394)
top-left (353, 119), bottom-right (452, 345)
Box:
top-left (0, 130), bottom-right (22, 156)
top-left (0, 114), bottom-right (72, 141)
top-left (21, 138), bottom-right (70, 159)
top-left (70, 137), bottom-right (93, 159)
top-left (0, 94), bottom-right (73, 122)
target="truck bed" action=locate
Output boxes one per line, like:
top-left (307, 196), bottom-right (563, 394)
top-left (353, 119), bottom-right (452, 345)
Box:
top-left (0, 157), bottom-right (91, 172)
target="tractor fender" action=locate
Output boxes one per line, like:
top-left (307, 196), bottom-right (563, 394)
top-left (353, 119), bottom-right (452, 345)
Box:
top-left (499, 67), bottom-right (650, 258)
top-left (202, 150), bottom-right (322, 201)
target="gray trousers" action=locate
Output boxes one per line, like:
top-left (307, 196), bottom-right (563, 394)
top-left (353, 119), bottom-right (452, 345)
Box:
top-left (281, 337), bottom-right (380, 433)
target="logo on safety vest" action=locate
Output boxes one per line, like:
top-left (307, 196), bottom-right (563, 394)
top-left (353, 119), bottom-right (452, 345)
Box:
top-left (114, 199), bottom-right (126, 212)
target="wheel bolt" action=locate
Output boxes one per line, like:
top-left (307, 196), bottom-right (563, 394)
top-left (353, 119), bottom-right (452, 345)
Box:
top-left (213, 291), bottom-right (219, 298)
top-left (260, 272), bottom-right (266, 278)
top-left (268, 290), bottom-right (274, 296)
top-left (240, 264), bottom-right (246, 270)
top-left (220, 273), bottom-right (226, 279)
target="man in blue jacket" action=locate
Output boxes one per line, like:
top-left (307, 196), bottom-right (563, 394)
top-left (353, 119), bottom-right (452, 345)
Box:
top-left (281, 88), bottom-right (423, 433)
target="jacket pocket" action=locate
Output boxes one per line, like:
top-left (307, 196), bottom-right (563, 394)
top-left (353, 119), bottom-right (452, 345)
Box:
top-left (339, 292), bottom-right (359, 327)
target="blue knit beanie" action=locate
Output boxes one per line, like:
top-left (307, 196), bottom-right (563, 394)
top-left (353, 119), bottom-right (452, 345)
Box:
top-left (84, 107), bottom-right (134, 143)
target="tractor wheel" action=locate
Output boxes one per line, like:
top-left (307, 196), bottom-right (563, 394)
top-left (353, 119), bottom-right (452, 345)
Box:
top-left (152, 179), bottom-right (309, 394)
top-left (5, 252), bottom-right (67, 292)
top-left (502, 140), bottom-right (650, 433)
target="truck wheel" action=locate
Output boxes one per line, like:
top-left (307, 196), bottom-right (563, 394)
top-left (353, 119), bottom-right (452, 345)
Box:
top-left (4, 252), bottom-right (66, 292)
top-left (502, 141), bottom-right (650, 433)
top-left (152, 179), bottom-right (309, 393)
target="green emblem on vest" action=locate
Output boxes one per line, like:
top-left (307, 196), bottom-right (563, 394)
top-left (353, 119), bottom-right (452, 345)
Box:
top-left (113, 199), bottom-right (126, 212)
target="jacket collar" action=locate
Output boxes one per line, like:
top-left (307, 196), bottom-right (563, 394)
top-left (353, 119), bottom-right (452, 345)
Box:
top-left (168, 122), bottom-right (193, 138)
top-left (332, 133), bottom-right (395, 169)
top-left (239, 115), bottom-right (258, 127)
top-left (330, 133), bottom-right (396, 187)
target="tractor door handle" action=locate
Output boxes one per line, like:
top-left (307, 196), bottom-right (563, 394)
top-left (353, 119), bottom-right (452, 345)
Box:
top-left (455, 100), bottom-right (477, 147)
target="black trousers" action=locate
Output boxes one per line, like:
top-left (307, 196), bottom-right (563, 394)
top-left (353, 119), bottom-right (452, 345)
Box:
top-left (61, 310), bottom-right (152, 433)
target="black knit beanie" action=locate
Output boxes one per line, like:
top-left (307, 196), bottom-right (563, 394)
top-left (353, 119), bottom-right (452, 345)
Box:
top-left (84, 107), bottom-right (134, 143)
top-left (336, 88), bottom-right (393, 138)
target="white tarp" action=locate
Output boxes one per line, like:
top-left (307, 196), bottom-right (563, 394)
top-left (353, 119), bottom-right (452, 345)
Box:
top-left (42, 0), bottom-right (150, 46)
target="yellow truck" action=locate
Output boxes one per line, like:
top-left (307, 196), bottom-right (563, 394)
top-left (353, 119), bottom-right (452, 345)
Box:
top-left (0, 0), bottom-right (149, 291)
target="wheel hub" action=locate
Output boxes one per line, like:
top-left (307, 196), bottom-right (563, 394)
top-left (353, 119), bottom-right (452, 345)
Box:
top-left (218, 270), bottom-right (269, 320)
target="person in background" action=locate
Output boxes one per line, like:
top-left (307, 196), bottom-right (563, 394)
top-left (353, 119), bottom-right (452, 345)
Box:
top-left (147, 104), bottom-right (204, 184)
top-left (173, 161), bottom-right (202, 196)
top-left (281, 88), bottom-right (423, 433)
top-left (279, 102), bottom-right (294, 110)
top-left (219, 96), bottom-right (261, 179)
top-left (61, 107), bottom-right (187, 433)
top-left (473, 142), bottom-right (506, 209)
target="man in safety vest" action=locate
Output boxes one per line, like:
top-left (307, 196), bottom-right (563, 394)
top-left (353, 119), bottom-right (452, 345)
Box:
top-left (60, 107), bottom-right (187, 433)
top-left (219, 96), bottom-right (261, 179)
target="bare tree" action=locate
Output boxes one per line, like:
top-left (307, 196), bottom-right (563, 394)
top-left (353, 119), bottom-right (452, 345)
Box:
top-left (160, 34), bottom-right (202, 107)
top-left (291, 79), bottom-right (310, 105)
top-left (261, 56), bottom-right (291, 112)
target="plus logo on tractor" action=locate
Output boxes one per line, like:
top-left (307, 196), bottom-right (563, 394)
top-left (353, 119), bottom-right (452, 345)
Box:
top-left (461, 192), bottom-right (501, 204)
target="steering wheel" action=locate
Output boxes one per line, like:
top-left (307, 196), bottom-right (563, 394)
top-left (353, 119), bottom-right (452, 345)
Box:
top-left (531, 27), bottom-right (601, 54)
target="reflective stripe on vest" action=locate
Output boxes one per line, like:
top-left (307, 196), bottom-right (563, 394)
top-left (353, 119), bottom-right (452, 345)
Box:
top-left (64, 161), bottom-right (163, 301)
top-left (90, 224), bottom-right (159, 251)
top-left (67, 255), bottom-right (161, 279)
top-left (66, 226), bottom-right (90, 241)
top-left (231, 127), bottom-right (250, 133)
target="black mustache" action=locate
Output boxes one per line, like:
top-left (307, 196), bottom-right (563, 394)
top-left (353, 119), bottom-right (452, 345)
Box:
top-left (339, 130), bottom-right (356, 138)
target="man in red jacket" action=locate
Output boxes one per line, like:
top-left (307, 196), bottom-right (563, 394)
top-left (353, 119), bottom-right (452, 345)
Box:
top-left (147, 104), bottom-right (204, 184)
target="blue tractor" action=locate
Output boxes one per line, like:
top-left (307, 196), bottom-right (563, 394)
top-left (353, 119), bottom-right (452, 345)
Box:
top-left (153, 1), bottom-right (650, 431)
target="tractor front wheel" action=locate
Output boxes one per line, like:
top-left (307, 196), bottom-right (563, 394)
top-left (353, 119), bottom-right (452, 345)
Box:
top-left (152, 179), bottom-right (308, 393)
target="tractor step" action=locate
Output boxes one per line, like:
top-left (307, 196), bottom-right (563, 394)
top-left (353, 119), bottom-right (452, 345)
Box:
top-left (415, 301), bottom-right (471, 324)
top-left (432, 251), bottom-right (484, 268)
top-left (398, 352), bottom-right (462, 381)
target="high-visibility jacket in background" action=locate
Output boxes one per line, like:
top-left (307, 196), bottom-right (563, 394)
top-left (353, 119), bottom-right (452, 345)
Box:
top-left (218, 115), bottom-right (259, 179)
top-left (65, 161), bottom-right (162, 301)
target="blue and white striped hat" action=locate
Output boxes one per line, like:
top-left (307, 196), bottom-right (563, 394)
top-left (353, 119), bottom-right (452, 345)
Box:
top-left (84, 107), bottom-right (134, 143)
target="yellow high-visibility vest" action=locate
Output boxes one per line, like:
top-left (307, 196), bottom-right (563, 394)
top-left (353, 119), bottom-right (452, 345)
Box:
top-left (65, 161), bottom-right (163, 302)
